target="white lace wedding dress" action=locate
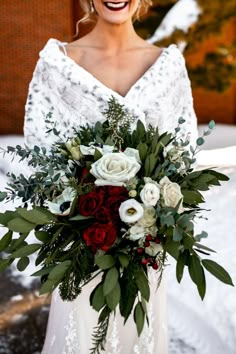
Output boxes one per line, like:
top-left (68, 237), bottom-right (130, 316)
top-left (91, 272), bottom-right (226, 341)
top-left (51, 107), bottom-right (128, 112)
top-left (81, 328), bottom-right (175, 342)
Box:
top-left (24, 38), bottom-right (198, 354)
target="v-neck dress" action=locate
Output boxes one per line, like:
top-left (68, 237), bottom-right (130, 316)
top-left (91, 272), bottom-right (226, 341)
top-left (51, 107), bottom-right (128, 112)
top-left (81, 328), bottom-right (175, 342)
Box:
top-left (24, 38), bottom-right (198, 354)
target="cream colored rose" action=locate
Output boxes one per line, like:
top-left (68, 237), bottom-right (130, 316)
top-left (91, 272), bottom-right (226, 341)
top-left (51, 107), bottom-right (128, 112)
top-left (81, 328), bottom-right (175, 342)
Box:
top-left (145, 242), bottom-right (162, 256)
top-left (140, 178), bottom-right (160, 207)
top-left (159, 176), bottom-right (184, 213)
top-left (138, 205), bottom-right (157, 228)
top-left (129, 224), bottom-right (146, 241)
top-left (119, 199), bottom-right (144, 224)
top-left (90, 152), bottom-right (141, 186)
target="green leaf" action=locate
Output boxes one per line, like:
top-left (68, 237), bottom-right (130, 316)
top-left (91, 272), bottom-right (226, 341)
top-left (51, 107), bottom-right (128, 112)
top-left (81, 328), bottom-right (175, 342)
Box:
top-left (182, 189), bottom-right (205, 204)
top-left (194, 231), bottom-right (208, 242)
top-left (134, 302), bottom-right (145, 336)
top-left (31, 265), bottom-right (55, 277)
top-left (202, 259), bottom-right (234, 286)
top-left (13, 233), bottom-right (29, 249)
top-left (11, 243), bottom-right (41, 258)
top-left (35, 231), bottom-right (51, 243)
top-left (164, 239), bottom-right (180, 260)
top-left (194, 242), bottom-right (216, 253)
top-left (118, 253), bottom-right (129, 268)
top-left (8, 218), bottom-right (35, 233)
top-left (0, 258), bottom-right (14, 272)
top-left (17, 257), bottom-right (30, 271)
top-left (173, 226), bottom-right (183, 242)
top-left (135, 269), bottom-right (150, 302)
top-left (39, 279), bottom-right (57, 295)
top-left (208, 120), bottom-right (215, 130)
top-left (119, 268), bottom-right (138, 321)
top-left (103, 267), bottom-right (119, 296)
top-left (136, 120), bottom-right (146, 138)
top-left (188, 255), bottom-right (206, 299)
top-left (106, 282), bottom-right (121, 311)
top-left (94, 148), bottom-right (103, 161)
top-left (0, 192), bottom-right (7, 202)
top-left (137, 143), bottom-right (148, 162)
top-left (16, 207), bottom-right (55, 225)
top-left (48, 260), bottom-right (72, 281)
top-left (196, 137), bottom-right (205, 146)
top-left (0, 211), bottom-right (17, 226)
top-left (176, 251), bottom-right (188, 283)
top-left (95, 255), bottom-right (115, 270)
top-left (0, 231), bottom-right (13, 252)
top-left (90, 283), bottom-right (106, 311)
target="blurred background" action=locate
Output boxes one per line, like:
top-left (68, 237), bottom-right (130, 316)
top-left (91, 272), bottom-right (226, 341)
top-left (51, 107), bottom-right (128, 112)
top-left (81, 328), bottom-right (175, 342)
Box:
top-left (0, 1), bottom-right (236, 354)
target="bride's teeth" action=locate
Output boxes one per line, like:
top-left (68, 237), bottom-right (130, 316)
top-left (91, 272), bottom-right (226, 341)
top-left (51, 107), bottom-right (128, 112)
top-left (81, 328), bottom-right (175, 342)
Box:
top-left (105, 2), bottom-right (127, 9)
top-left (107, 2), bottom-right (125, 7)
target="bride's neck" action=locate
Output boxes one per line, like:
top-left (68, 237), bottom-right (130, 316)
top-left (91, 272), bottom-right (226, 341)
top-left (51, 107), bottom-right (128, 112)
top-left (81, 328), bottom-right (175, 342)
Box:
top-left (88, 20), bottom-right (141, 52)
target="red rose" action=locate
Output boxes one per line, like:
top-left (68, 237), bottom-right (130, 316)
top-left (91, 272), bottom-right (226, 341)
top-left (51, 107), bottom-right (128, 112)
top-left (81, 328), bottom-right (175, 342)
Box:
top-left (78, 191), bottom-right (104, 216)
top-left (106, 195), bottom-right (128, 221)
top-left (95, 206), bottom-right (110, 223)
top-left (107, 186), bottom-right (128, 196)
top-left (83, 222), bottom-right (117, 252)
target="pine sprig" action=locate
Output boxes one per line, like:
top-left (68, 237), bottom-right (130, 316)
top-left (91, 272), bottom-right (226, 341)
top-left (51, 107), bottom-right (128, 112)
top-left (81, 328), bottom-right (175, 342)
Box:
top-left (90, 309), bottom-right (110, 354)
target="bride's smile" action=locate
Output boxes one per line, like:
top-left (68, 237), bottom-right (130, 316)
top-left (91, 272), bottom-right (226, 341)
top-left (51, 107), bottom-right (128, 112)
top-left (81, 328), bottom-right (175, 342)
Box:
top-left (93, 0), bottom-right (140, 24)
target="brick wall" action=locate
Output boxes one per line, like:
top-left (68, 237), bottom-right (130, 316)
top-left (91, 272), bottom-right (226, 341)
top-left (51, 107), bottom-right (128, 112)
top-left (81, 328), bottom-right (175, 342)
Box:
top-left (0, 0), bottom-right (75, 134)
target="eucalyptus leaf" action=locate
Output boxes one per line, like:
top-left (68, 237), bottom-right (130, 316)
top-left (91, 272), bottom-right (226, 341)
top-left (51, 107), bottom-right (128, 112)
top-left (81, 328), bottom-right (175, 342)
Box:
top-left (0, 192), bottom-right (7, 202)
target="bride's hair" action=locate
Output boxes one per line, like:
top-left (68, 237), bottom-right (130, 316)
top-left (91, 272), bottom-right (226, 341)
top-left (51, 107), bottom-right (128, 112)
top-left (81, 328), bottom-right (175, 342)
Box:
top-left (75, 0), bottom-right (152, 35)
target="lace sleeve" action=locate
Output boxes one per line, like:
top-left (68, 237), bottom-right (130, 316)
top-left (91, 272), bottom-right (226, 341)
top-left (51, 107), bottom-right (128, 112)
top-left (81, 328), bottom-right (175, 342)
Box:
top-left (23, 58), bottom-right (59, 149)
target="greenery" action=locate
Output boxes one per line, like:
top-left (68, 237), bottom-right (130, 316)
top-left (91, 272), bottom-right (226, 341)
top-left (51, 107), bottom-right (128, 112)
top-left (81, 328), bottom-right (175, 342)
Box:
top-left (0, 98), bottom-right (233, 353)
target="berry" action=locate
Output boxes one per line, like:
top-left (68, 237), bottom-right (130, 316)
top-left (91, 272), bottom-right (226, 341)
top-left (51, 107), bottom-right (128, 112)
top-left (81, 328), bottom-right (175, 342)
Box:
top-left (146, 234), bottom-right (153, 242)
top-left (152, 262), bottom-right (159, 270)
top-left (141, 259), bottom-right (148, 265)
top-left (137, 247), bottom-right (144, 254)
top-left (155, 238), bottom-right (161, 244)
top-left (144, 241), bottom-right (150, 248)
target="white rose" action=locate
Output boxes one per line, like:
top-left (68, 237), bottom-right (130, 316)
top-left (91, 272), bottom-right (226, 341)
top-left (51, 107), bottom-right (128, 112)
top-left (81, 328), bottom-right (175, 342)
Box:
top-left (140, 179), bottom-right (160, 207)
top-left (44, 187), bottom-right (76, 216)
top-left (90, 152), bottom-right (141, 186)
top-left (119, 199), bottom-right (144, 224)
top-left (159, 176), bottom-right (184, 213)
top-left (145, 242), bottom-right (163, 256)
top-left (124, 147), bottom-right (141, 163)
top-left (129, 224), bottom-right (146, 241)
top-left (138, 205), bottom-right (157, 228)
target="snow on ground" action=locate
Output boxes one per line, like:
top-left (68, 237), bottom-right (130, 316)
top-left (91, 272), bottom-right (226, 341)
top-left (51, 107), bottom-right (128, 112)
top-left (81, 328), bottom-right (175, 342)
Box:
top-left (0, 126), bottom-right (236, 353)
top-left (148, 0), bottom-right (201, 45)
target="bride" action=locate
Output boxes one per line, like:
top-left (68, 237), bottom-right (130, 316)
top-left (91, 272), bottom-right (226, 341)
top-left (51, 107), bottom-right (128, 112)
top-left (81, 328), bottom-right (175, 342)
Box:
top-left (24, 0), bottom-right (197, 353)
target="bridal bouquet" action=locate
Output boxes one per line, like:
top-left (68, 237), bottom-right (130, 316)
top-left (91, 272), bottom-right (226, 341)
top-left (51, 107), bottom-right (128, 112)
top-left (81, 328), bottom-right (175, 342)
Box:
top-left (0, 97), bottom-right (233, 353)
